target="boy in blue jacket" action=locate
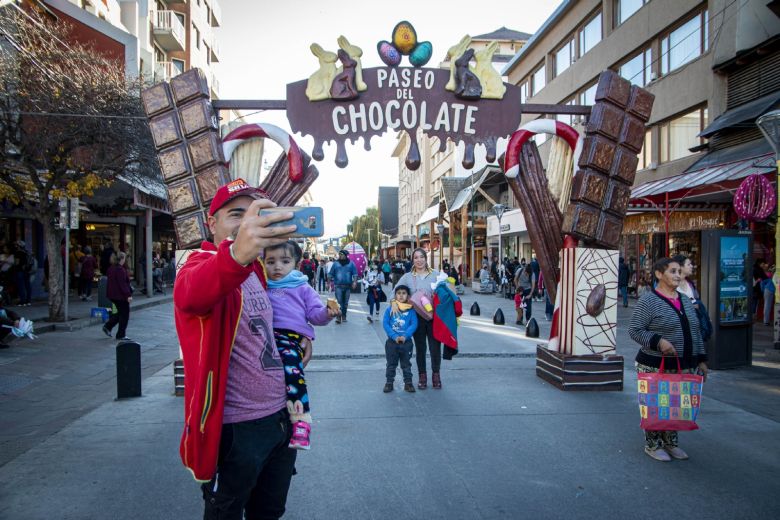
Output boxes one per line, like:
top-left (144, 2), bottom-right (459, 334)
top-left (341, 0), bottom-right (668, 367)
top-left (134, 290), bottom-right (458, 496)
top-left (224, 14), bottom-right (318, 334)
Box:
top-left (382, 284), bottom-right (418, 393)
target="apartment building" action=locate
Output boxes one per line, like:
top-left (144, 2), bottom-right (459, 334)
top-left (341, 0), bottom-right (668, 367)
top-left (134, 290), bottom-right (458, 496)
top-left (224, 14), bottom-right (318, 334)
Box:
top-left (392, 27), bottom-right (531, 260)
top-left (503, 0), bottom-right (780, 285)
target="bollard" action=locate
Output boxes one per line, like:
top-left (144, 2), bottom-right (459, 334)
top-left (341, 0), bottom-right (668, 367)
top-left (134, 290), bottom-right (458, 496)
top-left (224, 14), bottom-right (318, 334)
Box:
top-left (98, 276), bottom-right (111, 308)
top-left (116, 340), bottom-right (142, 399)
top-left (493, 308), bottom-right (505, 325)
top-left (470, 302), bottom-right (480, 316)
top-left (525, 317), bottom-right (540, 338)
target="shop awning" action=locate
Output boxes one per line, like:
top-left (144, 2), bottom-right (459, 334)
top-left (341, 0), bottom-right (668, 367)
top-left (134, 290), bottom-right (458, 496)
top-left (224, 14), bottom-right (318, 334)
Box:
top-left (631, 141), bottom-right (775, 203)
top-left (448, 166), bottom-right (499, 212)
top-left (415, 204), bottom-right (441, 226)
top-left (699, 91), bottom-right (780, 138)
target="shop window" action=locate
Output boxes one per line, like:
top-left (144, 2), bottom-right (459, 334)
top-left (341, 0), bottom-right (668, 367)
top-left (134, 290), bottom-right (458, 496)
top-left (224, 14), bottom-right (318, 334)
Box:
top-left (659, 107), bottom-right (708, 163)
top-left (554, 38), bottom-right (574, 77)
top-left (619, 47), bottom-right (652, 86)
top-left (578, 12), bottom-right (602, 56)
top-left (531, 63), bottom-right (546, 97)
top-left (615, 0), bottom-right (650, 27)
top-left (660, 10), bottom-right (708, 76)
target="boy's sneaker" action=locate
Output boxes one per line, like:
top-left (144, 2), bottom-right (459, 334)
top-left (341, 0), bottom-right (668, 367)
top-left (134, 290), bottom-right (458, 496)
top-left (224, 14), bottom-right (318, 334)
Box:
top-left (383, 383), bottom-right (393, 393)
top-left (403, 382), bottom-right (416, 393)
top-left (289, 421), bottom-right (311, 450)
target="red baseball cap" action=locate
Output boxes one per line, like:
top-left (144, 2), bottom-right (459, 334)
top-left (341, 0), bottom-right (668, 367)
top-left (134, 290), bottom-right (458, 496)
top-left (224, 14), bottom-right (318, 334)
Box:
top-left (208, 178), bottom-right (267, 216)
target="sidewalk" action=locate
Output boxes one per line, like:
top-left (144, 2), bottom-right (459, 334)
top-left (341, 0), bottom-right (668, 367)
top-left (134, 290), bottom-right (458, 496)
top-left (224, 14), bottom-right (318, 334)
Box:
top-left (7, 290), bottom-right (173, 335)
top-left (1, 288), bottom-right (779, 519)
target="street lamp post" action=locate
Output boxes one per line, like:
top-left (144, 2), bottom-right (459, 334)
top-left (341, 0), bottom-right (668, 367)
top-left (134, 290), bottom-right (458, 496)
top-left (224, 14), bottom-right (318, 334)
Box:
top-left (436, 223), bottom-right (445, 270)
top-left (493, 203), bottom-right (507, 276)
top-left (757, 109), bottom-right (780, 349)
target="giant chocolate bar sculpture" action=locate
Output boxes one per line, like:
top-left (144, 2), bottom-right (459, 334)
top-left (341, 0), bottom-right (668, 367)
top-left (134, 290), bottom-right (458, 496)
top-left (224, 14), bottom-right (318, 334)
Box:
top-left (504, 70), bottom-right (654, 391)
top-left (141, 69), bottom-right (318, 249)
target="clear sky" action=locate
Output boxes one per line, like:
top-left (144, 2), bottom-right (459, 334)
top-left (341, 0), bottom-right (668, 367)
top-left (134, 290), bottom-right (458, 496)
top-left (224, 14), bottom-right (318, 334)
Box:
top-left (218, 0), bottom-right (560, 237)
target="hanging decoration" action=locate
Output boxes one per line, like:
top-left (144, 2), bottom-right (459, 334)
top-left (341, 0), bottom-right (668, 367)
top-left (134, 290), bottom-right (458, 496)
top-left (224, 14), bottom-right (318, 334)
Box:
top-left (733, 174), bottom-right (776, 221)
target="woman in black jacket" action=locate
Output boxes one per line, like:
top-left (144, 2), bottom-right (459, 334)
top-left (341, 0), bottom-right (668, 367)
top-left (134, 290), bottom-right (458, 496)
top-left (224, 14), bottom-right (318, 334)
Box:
top-left (628, 257), bottom-right (708, 462)
top-left (102, 252), bottom-right (133, 341)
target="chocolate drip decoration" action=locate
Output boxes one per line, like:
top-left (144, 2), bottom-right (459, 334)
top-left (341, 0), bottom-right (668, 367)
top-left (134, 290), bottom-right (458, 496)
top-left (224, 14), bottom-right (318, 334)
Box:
top-left (462, 143), bottom-right (475, 169)
top-left (312, 140), bottom-right (325, 161)
top-left (485, 137), bottom-right (497, 164)
top-left (335, 140), bottom-right (348, 168)
top-left (405, 137), bottom-right (421, 170)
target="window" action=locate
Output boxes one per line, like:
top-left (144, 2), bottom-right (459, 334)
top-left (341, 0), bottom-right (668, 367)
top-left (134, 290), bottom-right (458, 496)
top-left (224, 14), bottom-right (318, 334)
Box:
top-left (556, 98), bottom-right (575, 126)
top-left (619, 47), bottom-right (652, 86)
top-left (171, 59), bottom-right (185, 75)
top-left (615, 0), bottom-right (649, 26)
top-left (659, 107), bottom-right (708, 163)
top-left (578, 12), bottom-right (602, 56)
top-left (554, 38), bottom-right (574, 77)
top-left (531, 63), bottom-right (546, 96)
top-left (578, 81), bottom-right (597, 106)
top-left (193, 24), bottom-right (200, 50)
top-left (661, 11), bottom-right (708, 75)
top-left (637, 130), bottom-right (652, 169)
top-left (519, 79), bottom-right (530, 103)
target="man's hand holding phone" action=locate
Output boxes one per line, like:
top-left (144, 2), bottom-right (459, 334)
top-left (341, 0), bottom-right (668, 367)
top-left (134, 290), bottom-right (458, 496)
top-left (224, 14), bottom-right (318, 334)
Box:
top-left (232, 199), bottom-right (296, 265)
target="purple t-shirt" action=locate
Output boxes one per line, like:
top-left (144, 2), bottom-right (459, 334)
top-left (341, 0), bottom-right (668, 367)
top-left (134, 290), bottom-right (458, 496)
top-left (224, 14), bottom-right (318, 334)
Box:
top-left (223, 272), bottom-right (287, 424)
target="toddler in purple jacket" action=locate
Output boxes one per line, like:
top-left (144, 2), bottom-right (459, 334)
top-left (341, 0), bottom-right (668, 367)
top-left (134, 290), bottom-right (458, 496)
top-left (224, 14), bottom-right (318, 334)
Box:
top-left (264, 241), bottom-right (339, 450)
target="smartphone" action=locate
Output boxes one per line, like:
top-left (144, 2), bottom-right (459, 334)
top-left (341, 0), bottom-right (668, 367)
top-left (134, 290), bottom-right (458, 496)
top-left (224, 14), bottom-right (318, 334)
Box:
top-left (258, 206), bottom-right (324, 238)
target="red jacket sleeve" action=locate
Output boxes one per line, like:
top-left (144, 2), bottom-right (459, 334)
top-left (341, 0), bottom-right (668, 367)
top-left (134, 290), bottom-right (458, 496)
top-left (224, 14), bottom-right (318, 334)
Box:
top-left (174, 241), bottom-right (255, 317)
top-left (454, 299), bottom-right (463, 317)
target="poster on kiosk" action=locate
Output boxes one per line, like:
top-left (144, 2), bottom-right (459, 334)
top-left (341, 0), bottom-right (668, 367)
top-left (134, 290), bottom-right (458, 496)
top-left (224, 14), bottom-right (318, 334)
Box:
top-left (701, 230), bottom-right (753, 369)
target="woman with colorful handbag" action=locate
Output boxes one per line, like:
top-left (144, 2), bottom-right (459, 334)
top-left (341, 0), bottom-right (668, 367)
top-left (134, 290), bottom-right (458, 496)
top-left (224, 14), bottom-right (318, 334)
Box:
top-left (628, 257), bottom-right (708, 462)
top-left (395, 248), bottom-right (441, 389)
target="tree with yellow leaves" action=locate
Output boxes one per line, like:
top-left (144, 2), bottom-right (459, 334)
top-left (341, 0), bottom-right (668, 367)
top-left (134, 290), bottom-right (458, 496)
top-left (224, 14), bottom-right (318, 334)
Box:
top-left (0, 6), bottom-right (157, 321)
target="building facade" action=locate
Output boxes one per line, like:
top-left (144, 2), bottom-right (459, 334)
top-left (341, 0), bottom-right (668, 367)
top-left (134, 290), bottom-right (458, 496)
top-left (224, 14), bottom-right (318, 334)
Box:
top-left (503, 0), bottom-right (780, 288)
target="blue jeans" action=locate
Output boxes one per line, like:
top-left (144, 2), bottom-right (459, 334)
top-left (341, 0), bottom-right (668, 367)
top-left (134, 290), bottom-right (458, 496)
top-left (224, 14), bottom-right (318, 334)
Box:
top-left (318, 276), bottom-right (326, 292)
top-left (545, 292), bottom-right (554, 319)
top-left (619, 285), bottom-right (628, 307)
top-left (367, 287), bottom-right (381, 315)
top-left (335, 285), bottom-right (351, 318)
top-left (202, 409), bottom-right (297, 520)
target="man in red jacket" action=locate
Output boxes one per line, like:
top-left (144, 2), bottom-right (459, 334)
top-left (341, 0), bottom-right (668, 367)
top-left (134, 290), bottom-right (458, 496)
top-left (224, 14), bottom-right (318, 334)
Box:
top-left (174, 178), bottom-right (300, 520)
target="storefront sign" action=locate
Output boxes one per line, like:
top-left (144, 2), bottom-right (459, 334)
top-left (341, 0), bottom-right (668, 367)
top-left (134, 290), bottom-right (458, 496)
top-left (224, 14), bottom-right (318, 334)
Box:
top-left (622, 211), bottom-right (723, 235)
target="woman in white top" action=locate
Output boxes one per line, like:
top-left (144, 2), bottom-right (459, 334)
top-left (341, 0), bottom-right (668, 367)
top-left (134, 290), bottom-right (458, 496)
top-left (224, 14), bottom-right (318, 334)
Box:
top-left (672, 254), bottom-right (699, 306)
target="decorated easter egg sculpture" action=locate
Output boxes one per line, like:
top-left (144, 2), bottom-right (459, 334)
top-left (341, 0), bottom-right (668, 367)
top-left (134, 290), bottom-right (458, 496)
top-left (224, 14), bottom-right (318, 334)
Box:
top-left (376, 21), bottom-right (432, 68)
top-left (392, 21), bottom-right (417, 54)
top-left (377, 41), bottom-right (402, 67)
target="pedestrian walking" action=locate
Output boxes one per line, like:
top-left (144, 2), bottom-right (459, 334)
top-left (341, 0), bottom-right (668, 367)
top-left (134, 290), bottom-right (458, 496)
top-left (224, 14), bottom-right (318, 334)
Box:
top-left (264, 241), bottom-right (339, 451)
top-left (102, 252), bottom-right (133, 341)
top-left (173, 178), bottom-right (299, 518)
top-left (382, 284), bottom-right (418, 393)
top-left (628, 257), bottom-right (708, 462)
top-left (299, 251), bottom-right (316, 288)
top-left (514, 264), bottom-right (536, 325)
top-left (316, 259), bottom-right (327, 292)
top-left (618, 257), bottom-right (630, 308)
top-left (431, 273), bottom-right (462, 360)
top-left (391, 257), bottom-right (405, 286)
top-left (762, 273), bottom-right (775, 325)
top-left (79, 247), bottom-right (97, 301)
top-left (329, 250), bottom-right (357, 323)
top-left (381, 259), bottom-right (391, 284)
top-left (364, 263), bottom-right (384, 322)
top-left (396, 248), bottom-right (441, 389)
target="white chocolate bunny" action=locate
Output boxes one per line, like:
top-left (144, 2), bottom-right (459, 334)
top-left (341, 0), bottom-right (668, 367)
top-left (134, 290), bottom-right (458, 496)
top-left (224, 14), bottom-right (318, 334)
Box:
top-left (473, 41), bottom-right (506, 99)
top-left (305, 43), bottom-right (338, 101)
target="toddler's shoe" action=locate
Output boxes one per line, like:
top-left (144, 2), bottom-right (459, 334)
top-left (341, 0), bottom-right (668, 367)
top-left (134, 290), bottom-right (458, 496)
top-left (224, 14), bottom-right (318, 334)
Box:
top-left (289, 421), bottom-right (311, 450)
top-left (383, 382), bottom-right (393, 393)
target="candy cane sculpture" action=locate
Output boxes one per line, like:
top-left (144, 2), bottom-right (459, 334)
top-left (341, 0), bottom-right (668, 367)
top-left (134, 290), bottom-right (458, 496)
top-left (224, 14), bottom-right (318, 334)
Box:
top-left (222, 123), bottom-right (304, 183)
top-left (504, 119), bottom-right (582, 179)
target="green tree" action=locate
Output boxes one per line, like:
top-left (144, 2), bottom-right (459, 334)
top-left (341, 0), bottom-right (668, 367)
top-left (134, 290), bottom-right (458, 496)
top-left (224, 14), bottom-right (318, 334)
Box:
top-left (343, 206), bottom-right (379, 259)
top-left (0, 8), bottom-right (157, 321)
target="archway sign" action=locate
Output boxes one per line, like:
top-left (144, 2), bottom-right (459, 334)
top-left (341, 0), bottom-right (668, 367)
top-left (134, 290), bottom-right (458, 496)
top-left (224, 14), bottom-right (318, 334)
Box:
top-left (141, 21), bottom-right (655, 391)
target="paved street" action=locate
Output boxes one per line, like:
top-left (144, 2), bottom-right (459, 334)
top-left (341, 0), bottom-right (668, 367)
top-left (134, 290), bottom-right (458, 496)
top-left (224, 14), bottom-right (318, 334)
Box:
top-left (1, 286), bottom-right (779, 519)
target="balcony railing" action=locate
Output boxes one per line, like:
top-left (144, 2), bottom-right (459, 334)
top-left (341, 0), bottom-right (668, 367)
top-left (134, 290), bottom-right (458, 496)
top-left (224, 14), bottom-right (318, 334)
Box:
top-left (153, 11), bottom-right (186, 52)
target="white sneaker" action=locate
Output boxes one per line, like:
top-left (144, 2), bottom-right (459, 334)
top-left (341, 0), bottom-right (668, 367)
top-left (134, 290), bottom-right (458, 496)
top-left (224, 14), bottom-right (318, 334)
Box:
top-left (664, 446), bottom-right (689, 460)
top-left (644, 447), bottom-right (671, 462)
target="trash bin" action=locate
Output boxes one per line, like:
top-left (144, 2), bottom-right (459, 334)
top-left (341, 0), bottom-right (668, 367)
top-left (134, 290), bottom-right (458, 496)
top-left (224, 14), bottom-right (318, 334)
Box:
top-left (98, 276), bottom-right (110, 308)
top-left (116, 340), bottom-right (141, 399)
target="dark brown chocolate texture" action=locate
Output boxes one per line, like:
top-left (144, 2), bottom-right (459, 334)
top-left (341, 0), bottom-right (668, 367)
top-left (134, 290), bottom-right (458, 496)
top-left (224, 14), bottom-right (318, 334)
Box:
top-left (562, 70), bottom-right (654, 248)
